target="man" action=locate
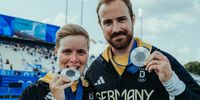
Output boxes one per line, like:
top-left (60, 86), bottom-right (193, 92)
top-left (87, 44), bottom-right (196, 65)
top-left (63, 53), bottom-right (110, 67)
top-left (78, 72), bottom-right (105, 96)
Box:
top-left (85, 0), bottom-right (200, 100)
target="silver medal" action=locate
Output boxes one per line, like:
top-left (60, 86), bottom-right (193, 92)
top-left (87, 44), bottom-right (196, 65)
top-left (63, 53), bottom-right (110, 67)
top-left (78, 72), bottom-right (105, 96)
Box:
top-left (60, 68), bottom-right (80, 82)
top-left (130, 47), bottom-right (150, 67)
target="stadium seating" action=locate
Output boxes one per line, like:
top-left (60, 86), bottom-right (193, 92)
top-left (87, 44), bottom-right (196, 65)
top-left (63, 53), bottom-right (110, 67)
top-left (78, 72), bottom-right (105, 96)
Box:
top-left (0, 69), bottom-right (46, 99)
top-left (0, 40), bottom-right (55, 99)
top-left (0, 41), bottom-right (57, 72)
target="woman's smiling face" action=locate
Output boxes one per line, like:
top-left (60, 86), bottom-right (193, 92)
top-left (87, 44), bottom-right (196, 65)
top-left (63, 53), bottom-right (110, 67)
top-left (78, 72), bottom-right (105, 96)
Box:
top-left (55, 35), bottom-right (88, 75)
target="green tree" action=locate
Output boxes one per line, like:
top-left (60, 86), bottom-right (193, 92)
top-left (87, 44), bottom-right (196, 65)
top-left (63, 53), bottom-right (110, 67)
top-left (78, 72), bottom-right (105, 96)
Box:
top-left (184, 61), bottom-right (200, 75)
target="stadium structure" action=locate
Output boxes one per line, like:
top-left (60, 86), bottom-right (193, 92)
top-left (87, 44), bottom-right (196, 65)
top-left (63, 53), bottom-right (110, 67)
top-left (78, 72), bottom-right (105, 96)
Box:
top-left (0, 14), bottom-right (60, 100)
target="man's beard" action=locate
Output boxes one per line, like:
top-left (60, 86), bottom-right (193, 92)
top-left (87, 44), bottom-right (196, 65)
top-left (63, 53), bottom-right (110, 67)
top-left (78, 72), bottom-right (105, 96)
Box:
top-left (107, 31), bottom-right (133, 50)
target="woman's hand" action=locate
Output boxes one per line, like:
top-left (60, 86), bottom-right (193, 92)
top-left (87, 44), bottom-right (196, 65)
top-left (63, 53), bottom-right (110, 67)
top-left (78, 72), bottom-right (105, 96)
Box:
top-left (49, 74), bottom-right (73, 100)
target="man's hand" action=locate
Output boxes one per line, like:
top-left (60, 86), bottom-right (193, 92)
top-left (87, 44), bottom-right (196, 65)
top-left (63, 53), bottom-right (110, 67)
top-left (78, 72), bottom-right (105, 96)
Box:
top-left (145, 51), bottom-right (173, 83)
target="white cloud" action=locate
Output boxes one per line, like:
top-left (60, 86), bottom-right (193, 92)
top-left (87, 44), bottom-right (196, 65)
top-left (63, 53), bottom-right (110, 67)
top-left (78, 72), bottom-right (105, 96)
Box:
top-left (134, 0), bottom-right (163, 8)
top-left (67, 16), bottom-right (78, 24)
top-left (177, 45), bottom-right (191, 55)
top-left (41, 18), bottom-right (52, 24)
top-left (53, 13), bottom-right (79, 26)
top-left (175, 30), bottom-right (188, 36)
top-left (53, 13), bottom-right (66, 26)
top-left (145, 17), bottom-right (176, 34)
top-left (174, 45), bottom-right (192, 64)
top-left (168, 13), bottom-right (197, 24)
top-left (143, 35), bottom-right (158, 43)
top-left (197, 48), bottom-right (200, 60)
top-left (193, 0), bottom-right (200, 12)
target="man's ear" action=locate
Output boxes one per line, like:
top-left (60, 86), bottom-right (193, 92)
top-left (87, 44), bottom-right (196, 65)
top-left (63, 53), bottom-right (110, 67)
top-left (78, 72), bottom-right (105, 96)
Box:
top-left (131, 15), bottom-right (135, 25)
top-left (98, 20), bottom-right (103, 29)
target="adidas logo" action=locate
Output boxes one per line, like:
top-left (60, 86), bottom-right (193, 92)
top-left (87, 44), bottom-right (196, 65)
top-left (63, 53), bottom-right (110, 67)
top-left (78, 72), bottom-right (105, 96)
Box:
top-left (94, 76), bottom-right (105, 85)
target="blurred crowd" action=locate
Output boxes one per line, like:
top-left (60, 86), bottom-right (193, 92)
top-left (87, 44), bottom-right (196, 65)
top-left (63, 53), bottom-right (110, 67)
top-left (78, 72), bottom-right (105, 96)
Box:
top-left (0, 41), bottom-right (57, 73)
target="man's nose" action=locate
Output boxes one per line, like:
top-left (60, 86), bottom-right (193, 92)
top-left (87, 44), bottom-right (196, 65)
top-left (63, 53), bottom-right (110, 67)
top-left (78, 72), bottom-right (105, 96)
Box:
top-left (112, 22), bottom-right (121, 33)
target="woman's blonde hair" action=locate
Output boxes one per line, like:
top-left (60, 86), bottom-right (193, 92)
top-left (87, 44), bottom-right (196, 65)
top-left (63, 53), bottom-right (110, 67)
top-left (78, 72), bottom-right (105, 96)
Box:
top-left (55, 24), bottom-right (90, 50)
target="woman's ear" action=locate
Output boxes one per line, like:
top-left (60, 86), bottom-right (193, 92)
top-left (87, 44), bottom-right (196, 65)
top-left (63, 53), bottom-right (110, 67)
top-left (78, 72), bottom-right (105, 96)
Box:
top-left (54, 47), bottom-right (58, 55)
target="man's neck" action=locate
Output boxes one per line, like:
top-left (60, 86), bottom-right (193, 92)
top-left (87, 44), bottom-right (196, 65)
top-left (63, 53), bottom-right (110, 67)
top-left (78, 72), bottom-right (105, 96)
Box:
top-left (111, 39), bottom-right (134, 57)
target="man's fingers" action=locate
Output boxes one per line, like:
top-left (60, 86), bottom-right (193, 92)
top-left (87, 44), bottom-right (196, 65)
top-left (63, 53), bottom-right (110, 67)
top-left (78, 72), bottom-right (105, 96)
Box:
top-left (145, 51), bottom-right (164, 64)
top-left (145, 60), bottom-right (161, 73)
top-left (145, 60), bottom-right (158, 70)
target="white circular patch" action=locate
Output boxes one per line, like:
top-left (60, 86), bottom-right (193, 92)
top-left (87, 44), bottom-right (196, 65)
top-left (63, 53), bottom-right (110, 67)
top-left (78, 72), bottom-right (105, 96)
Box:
top-left (130, 47), bottom-right (150, 67)
top-left (61, 68), bottom-right (80, 82)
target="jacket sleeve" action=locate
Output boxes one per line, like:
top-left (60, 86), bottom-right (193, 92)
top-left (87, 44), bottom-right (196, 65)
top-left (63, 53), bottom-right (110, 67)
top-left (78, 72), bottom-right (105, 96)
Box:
top-left (159, 49), bottom-right (200, 100)
top-left (18, 81), bottom-right (50, 100)
top-left (85, 61), bottom-right (99, 100)
top-left (18, 84), bottom-right (39, 100)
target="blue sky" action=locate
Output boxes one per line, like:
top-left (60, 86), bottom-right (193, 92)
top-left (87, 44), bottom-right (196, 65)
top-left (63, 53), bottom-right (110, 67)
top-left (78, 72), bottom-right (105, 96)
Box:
top-left (0, 0), bottom-right (200, 64)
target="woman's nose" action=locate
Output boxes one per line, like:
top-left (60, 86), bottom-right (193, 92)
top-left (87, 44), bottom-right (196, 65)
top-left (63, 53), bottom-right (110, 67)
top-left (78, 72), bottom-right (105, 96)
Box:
top-left (69, 53), bottom-right (78, 63)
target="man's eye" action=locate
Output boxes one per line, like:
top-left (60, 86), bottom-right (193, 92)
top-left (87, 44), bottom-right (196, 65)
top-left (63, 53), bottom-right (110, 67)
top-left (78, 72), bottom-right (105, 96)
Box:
top-left (104, 22), bottom-right (112, 26)
top-left (117, 16), bottom-right (127, 23)
top-left (118, 18), bottom-right (126, 23)
top-left (103, 20), bottom-right (112, 26)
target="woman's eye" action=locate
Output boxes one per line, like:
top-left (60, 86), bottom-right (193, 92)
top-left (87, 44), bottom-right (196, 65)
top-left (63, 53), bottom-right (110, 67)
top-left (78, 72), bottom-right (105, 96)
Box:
top-left (62, 49), bottom-right (71, 55)
top-left (78, 50), bottom-right (86, 55)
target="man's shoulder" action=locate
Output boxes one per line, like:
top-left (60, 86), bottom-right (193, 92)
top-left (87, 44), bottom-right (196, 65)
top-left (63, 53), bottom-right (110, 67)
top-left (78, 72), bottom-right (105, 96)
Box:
top-left (86, 55), bottom-right (110, 77)
top-left (88, 56), bottom-right (105, 69)
top-left (150, 46), bottom-right (173, 59)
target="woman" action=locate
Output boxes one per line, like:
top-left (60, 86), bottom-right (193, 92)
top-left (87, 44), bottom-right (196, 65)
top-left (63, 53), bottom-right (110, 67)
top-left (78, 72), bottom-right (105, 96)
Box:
top-left (19, 24), bottom-right (91, 100)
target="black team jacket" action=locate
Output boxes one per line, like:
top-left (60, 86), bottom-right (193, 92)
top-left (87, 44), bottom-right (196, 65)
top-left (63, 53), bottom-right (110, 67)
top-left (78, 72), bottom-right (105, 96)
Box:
top-left (85, 38), bottom-right (200, 100)
top-left (19, 72), bottom-right (91, 100)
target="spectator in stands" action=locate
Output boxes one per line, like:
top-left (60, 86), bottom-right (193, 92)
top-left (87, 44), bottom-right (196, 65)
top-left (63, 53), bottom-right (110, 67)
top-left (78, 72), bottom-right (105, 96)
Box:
top-left (0, 56), bottom-right (3, 69)
top-left (51, 61), bottom-right (55, 73)
top-left (5, 59), bottom-right (9, 65)
top-left (10, 64), bottom-right (13, 70)
top-left (19, 24), bottom-right (91, 100)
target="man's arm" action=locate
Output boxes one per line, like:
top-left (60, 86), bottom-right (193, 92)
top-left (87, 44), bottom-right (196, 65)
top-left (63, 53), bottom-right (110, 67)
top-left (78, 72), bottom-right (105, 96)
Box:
top-left (161, 49), bottom-right (200, 100)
